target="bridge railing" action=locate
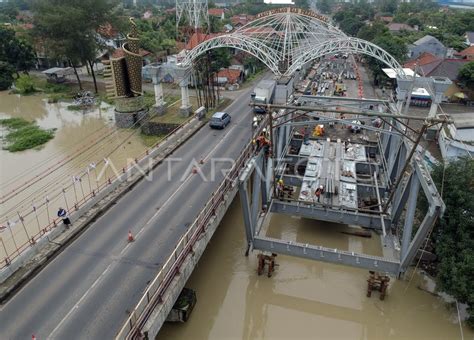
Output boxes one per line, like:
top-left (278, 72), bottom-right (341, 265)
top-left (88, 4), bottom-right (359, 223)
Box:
top-left (116, 120), bottom-right (267, 340)
top-left (0, 115), bottom-right (197, 270)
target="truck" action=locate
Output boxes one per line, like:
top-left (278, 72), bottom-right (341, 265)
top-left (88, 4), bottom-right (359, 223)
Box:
top-left (251, 79), bottom-right (276, 113)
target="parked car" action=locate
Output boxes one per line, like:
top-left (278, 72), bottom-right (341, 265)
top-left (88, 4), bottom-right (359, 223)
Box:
top-left (209, 111), bottom-right (231, 129)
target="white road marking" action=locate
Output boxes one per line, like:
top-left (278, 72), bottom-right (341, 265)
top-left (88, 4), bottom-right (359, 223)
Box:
top-left (37, 89), bottom-right (256, 337)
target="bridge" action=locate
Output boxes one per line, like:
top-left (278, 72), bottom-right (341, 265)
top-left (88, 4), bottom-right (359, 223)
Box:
top-left (0, 8), bottom-right (450, 340)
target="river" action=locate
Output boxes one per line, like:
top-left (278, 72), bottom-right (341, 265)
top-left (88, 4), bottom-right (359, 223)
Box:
top-left (158, 199), bottom-right (473, 340)
top-left (0, 92), bottom-right (148, 258)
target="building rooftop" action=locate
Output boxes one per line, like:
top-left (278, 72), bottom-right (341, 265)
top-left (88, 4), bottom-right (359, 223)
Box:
top-left (387, 23), bottom-right (416, 32)
top-left (404, 52), bottom-right (440, 69)
top-left (451, 112), bottom-right (474, 130)
top-left (413, 35), bottom-right (443, 46)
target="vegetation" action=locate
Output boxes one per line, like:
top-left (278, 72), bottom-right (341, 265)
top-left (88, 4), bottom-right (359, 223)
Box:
top-left (0, 62), bottom-right (15, 90)
top-left (0, 117), bottom-right (55, 152)
top-left (0, 26), bottom-right (35, 89)
top-left (458, 62), bottom-right (474, 91)
top-left (428, 158), bottom-right (474, 327)
top-left (14, 74), bottom-right (36, 94)
top-left (32, 0), bottom-right (123, 93)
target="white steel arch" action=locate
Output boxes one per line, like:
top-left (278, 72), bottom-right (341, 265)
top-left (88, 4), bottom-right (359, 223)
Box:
top-left (180, 7), bottom-right (406, 78)
top-left (287, 37), bottom-right (405, 77)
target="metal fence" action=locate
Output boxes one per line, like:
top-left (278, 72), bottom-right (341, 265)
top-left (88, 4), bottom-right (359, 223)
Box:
top-left (115, 119), bottom-right (267, 339)
top-left (0, 116), bottom-right (196, 269)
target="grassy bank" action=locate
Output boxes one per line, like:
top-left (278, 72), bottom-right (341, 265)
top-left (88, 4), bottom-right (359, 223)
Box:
top-left (0, 118), bottom-right (55, 152)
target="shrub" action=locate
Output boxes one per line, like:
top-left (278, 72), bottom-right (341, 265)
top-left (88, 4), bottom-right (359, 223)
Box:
top-left (14, 74), bottom-right (36, 94)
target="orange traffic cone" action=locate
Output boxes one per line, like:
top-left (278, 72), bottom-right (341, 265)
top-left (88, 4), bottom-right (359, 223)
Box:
top-left (128, 230), bottom-right (134, 242)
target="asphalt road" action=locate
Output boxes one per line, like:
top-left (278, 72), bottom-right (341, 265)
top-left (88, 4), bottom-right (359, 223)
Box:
top-left (0, 81), bottom-right (260, 339)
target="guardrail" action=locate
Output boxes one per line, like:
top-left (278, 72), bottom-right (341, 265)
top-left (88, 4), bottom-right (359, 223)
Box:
top-left (115, 119), bottom-right (268, 340)
top-left (0, 115), bottom-right (197, 270)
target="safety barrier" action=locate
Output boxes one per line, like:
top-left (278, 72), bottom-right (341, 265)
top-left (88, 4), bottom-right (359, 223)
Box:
top-left (115, 119), bottom-right (268, 339)
top-left (0, 115), bottom-right (197, 270)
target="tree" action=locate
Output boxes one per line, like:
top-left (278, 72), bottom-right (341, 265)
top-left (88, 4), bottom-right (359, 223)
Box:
top-left (458, 61), bottom-right (474, 90)
top-left (0, 26), bottom-right (35, 76)
top-left (0, 62), bottom-right (15, 90)
top-left (357, 22), bottom-right (388, 42)
top-left (369, 33), bottom-right (407, 85)
top-left (429, 158), bottom-right (474, 327)
top-left (339, 17), bottom-right (364, 36)
top-left (33, 0), bottom-right (121, 93)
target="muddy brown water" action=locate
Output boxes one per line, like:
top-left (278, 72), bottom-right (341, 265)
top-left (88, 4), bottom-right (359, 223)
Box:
top-left (158, 199), bottom-right (473, 340)
top-left (0, 92), bottom-right (148, 258)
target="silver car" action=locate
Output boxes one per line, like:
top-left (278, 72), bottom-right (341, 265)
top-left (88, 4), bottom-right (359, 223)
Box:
top-left (209, 111), bottom-right (231, 129)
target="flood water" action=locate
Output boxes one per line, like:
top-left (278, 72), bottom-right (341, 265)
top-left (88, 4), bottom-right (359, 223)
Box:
top-left (158, 198), bottom-right (473, 340)
top-left (0, 92), bottom-right (148, 258)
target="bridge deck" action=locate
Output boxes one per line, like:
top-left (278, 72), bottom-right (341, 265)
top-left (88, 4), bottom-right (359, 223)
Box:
top-left (0, 85), bottom-right (257, 339)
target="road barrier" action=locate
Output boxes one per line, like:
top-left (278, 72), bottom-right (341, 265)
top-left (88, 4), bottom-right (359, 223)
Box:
top-left (115, 119), bottom-right (268, 340)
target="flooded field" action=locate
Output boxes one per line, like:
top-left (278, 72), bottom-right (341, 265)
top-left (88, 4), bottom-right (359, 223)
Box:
top-left (158, 199), bottom-right (473, 340)
top-left (0, 91), bottom-right (148, 258)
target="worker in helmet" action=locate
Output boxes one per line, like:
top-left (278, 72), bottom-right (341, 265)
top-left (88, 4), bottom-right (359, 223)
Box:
top-left (253, 116), bottom-right (258, 129)
top-left (315, 185), bottom-right (324, 203)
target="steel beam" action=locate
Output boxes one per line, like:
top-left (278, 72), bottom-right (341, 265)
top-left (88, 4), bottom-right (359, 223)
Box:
top-left (391, 173), bottom-right (413, 225)
top-left (270, 200), bottom-right (391, 230)
top-left (400, 206), bottom-right (440, 271)
top-left (239, 181), bottom-right (254, 254)
top-left (251, 156), bottom-right (263, 227)
top-left (401, 175), bottom-right (420, 260)
top-left (253, 236), bottom-right (400, 274)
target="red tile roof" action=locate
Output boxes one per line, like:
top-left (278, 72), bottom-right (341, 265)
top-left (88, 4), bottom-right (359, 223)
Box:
top-left (208, 8), bottom-right (225, 17)
top-left (185, 32), bottom-right (219, 50)
top-left (404, 52), bottom-right (440, 69)
top-left (231, 14), bottom-right (255, 27)
top-left (216, 68), bottom-right (242, 84)
top-left (459, 45), bottom-right (474, 58)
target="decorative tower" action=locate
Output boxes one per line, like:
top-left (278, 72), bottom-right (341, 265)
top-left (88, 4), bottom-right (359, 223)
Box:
top-left (103, 18), bottom-right (148, 128)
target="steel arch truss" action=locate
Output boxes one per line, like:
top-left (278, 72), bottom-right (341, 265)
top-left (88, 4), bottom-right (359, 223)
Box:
top-left (287, 37), bottom-right (405, 77)
top-left (180, 8), bottom-right (405, 78)
top-left (182, 34), bottom-right (282, 75)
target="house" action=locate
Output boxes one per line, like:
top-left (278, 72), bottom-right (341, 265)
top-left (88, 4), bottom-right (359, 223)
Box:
top-left (230, 14), bottom-right (255, 28)
top-left (184, 32), bottom-right (219, 50)
top-left (214, 68), bottom-right (243, 87)
top-left (457, 45), bottom-right (474, 61)
top-left (465, 31), bottom-right (474, 46)
top-left (387, 23), bottom-right (416, 35)
top-left (378, 15), bottom-right (393, 23)
top-left (438, 112), bottom-right (474, 161)
top-left (223, 24), bottom-right (233, 33)
top-left (404, 55), bottom-right (469, 101)
top-left (208, 8), bottom-right (226, 20)
top-left (404, 52), bottom-right (440, 70)
top-left (408, 35), bottom-right (447, 59)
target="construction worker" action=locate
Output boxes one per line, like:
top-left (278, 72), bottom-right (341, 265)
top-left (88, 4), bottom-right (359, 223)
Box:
top-left (315, 185), bottom-right (324, 203)
top-left (57, 207), bottom-right (72, 228)
top-left (277, 179), bottom-right (284, 199)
